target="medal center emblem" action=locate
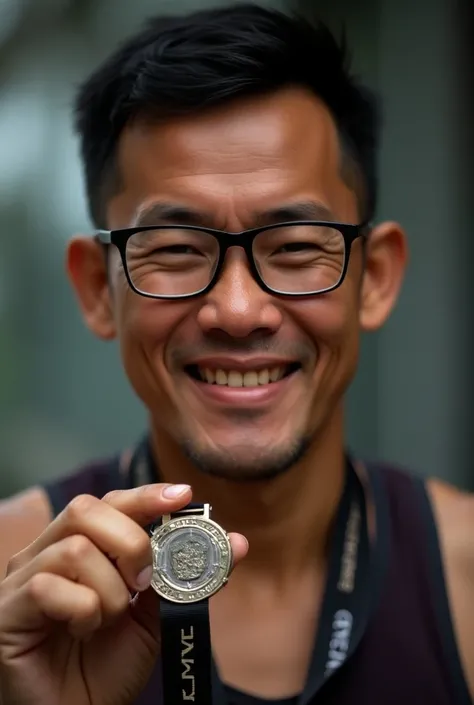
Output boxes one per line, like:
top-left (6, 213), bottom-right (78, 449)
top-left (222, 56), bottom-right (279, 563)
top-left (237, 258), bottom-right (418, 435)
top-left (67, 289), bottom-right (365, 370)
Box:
top-left (170, 538), bottom-right (208, 581)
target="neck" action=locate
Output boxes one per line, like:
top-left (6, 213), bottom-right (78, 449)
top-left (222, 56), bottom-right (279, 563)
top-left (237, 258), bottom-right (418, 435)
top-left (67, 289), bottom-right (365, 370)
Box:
top-left (149, 410), bottom-right (346, 581)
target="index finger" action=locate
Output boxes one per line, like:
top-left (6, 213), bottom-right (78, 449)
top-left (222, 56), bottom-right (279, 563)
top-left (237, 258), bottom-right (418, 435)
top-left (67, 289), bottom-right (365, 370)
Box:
top-left (102, 483), bottom-right (192, 526)
top-left (14, 484), bottom-right (192, 590)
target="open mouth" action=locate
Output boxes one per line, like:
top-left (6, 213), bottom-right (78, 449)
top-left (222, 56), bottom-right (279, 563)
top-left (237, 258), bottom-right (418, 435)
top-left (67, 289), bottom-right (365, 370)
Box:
top-left (185, 363), bottom-right (301, 388)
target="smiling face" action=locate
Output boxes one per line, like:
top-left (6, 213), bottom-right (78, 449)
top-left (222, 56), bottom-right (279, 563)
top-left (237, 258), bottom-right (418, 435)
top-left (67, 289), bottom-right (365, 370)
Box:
top-left (68, 87), bottom-right (406, 480)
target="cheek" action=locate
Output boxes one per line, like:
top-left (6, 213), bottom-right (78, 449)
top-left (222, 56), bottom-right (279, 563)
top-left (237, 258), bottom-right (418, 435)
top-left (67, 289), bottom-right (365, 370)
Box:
top-left (316, 290), bottom-right (361, 393)
top-left (110, 269), bottom-right (190, 401)
top-left (288, 287), bottom-right (359, 352)
top-left (111, 262), bottom-right (180, 344)
top-left (291, 291), bottom-right (360, 421)
top-left (287, 285), bottom-right (361, 407)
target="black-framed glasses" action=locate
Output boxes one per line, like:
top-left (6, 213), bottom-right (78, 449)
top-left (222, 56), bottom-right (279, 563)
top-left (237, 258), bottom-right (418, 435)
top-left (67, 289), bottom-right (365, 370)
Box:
top-left (96, 220), bottom-right (368, 299)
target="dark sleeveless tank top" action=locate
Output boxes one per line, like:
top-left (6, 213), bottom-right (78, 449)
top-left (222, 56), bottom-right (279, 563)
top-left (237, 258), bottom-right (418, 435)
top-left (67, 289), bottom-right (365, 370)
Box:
top-left (43, 451), bottom-right (472, 705)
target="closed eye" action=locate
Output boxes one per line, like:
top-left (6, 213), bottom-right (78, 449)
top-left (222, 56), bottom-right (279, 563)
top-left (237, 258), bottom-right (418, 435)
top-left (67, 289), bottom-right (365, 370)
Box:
top-left (154, 245), bottom-right (203, 255)
top-left (274, 242), bottom-right (321, 254)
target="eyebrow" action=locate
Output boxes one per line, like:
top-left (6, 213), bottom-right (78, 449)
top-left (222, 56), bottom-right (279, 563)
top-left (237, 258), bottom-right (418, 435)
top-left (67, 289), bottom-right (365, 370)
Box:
top-left (261, 201), bottom-right (336, 224)
top-left (133, 200), bottom-right (337, 229)
top-left (134, 203), bottom-right (205, 227)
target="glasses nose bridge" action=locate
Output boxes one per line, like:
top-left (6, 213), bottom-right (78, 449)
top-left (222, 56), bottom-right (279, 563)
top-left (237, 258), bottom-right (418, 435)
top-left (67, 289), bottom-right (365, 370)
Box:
top-left (217, 227), bottom-right (256, 253)
top-left (213, 229), bottom-right (260, 290)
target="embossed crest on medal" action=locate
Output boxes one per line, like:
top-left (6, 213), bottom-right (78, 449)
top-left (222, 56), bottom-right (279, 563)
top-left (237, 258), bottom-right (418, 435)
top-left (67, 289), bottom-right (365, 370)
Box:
top-left (150, 509), bottom-right (232, 604)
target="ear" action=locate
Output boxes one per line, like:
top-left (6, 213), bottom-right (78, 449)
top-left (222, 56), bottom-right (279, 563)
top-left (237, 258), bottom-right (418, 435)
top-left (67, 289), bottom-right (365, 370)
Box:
top-left (359, 221), bottom-right (408, 331)
top-left (66, 236), bottom-right (116, 340)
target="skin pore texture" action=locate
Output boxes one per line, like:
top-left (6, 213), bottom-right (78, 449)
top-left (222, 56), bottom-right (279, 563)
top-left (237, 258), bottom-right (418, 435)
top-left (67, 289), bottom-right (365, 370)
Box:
top-left (1, 86), bottom-right (473, 699)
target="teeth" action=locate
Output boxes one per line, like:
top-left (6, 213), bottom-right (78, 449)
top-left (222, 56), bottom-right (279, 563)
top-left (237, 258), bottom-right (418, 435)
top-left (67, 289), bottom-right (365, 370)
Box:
top-left (269, 367), bottom-right (281, 382)
top-left (199, 366), bottom-right (289, 387)
top-left (243, 371), bottom-right (259, 387)
top-left (228, 371), bottom-right (243, 387)
top-left (215, 369), bottom-right (228, 385)
top-left (204, 369), bottom-right (216, 384)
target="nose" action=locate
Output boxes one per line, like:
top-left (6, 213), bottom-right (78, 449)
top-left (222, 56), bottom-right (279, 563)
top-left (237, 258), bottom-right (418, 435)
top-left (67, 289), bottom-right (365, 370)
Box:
top-left (196, 249), bottom-right (283, 339)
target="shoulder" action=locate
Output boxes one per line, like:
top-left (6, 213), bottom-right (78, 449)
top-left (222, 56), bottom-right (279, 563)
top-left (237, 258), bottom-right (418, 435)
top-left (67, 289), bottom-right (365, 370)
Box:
top-left (427, 477), bottom-right (474, 589)
top-left (426, 478), bottom-right (474, 697)
top-left (0, 486), bottom-right (52, 578)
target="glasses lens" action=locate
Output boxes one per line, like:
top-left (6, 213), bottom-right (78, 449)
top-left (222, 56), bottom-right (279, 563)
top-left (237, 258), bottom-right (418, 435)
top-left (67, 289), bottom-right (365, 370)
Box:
top-left (253, 225), bottom-right (346, 294)
top-left (125, 228), bottom-right (219, 296)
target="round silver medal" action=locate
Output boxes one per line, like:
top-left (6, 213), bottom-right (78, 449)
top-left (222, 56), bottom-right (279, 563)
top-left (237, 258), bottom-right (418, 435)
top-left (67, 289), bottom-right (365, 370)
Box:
top-left (150, 505), bottom-right (232, 604)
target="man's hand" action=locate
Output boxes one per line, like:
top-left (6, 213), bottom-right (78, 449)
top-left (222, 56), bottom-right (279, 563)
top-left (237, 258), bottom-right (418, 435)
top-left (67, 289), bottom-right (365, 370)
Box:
top-left (0, 484), bottom-right (248, 705)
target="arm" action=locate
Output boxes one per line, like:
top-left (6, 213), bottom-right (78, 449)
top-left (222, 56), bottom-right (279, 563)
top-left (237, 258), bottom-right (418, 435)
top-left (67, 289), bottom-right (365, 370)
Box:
top-left (0, 489), bottom-right (52, 703)
top-left (0, 488), bottom-right (52, 578)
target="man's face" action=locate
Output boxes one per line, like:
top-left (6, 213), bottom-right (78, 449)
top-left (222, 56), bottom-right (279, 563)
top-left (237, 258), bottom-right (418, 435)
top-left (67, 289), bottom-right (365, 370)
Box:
top-left (69, 87), bottom-right (405, 480)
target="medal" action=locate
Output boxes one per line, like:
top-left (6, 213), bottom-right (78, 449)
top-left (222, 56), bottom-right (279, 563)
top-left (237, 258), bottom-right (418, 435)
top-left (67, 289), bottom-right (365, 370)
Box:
top-left (150, 504), bottom-right (232, 604)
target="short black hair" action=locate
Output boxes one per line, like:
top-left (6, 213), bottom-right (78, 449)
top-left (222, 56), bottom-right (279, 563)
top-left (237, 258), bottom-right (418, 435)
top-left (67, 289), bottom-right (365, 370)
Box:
top-left (74, 3), bottom-right (381, 228)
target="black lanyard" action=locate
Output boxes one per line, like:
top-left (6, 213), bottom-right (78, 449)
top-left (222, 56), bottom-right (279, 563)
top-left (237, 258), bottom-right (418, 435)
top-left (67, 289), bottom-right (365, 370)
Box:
top-left (299, 460), bottom-right (371, 702)
top-left (130, 440), bottom-right (373, 705)
top-left (160, 586), bottom-right (213, 705)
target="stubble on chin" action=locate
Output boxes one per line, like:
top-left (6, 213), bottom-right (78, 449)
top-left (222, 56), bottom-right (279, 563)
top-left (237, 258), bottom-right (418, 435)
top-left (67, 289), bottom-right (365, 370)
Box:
top-left (179, 434), bottom-right (311, 482)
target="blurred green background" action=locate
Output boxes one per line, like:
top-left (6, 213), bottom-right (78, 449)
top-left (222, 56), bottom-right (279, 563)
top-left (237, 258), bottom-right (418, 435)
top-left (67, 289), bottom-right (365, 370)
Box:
top-left (0, 0), bottom-right (472, 497)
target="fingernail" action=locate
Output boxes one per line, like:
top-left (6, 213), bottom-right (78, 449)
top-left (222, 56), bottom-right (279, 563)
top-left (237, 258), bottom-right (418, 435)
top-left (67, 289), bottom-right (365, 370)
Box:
top-left (163, 484), bottom-right (191, 499)
top-left (136, 565), bottom-right (153, 592)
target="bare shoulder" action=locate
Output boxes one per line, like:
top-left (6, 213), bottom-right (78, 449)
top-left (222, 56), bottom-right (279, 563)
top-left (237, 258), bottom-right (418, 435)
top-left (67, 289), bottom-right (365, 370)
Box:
top-left (427, 478), bottom-right (474, 573)
top-left (426, 477), bottom-right (474, 695)
top-left (0, 487), bottom-right (53, 578)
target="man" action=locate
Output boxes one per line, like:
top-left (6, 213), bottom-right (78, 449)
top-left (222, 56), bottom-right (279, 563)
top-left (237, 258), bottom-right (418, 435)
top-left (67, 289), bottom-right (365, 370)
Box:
top-left (0, 4), bottom-right (472, 705)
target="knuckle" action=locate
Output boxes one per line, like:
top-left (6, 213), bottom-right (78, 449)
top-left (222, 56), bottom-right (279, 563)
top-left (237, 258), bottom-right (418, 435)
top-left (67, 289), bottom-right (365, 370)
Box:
top-left (65, 494), bottom-right (98, 523)
top-left (106, 583), bottom-right (130, 616)
top-left (63, 534), bottom-right (94, 562)
top-left (82, 590), bottom-right (101, 618)
top-left (0, 578), bottom-right (9, 604)
top-left (102, 488), bottom-right (123, 506)
top-left (5, 550), bottom-right (25, 576)
top-left (136, 483), bottom-right (166, 499)
top-left (134, 484), bottom-right (154, 499)
top-left (122, 530), bottom-right (151, 559)
top-left (27, 572), bottom-right (51, 600)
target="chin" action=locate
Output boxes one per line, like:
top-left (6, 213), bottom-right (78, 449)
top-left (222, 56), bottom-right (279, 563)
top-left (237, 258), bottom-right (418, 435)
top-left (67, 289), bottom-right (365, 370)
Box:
top-left (179, 434), bottom-right (311, 482)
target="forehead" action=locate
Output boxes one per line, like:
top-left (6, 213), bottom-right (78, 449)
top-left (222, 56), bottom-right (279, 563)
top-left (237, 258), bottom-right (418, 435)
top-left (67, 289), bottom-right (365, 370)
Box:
top-left (108, 87), bottom-right (358, 228)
